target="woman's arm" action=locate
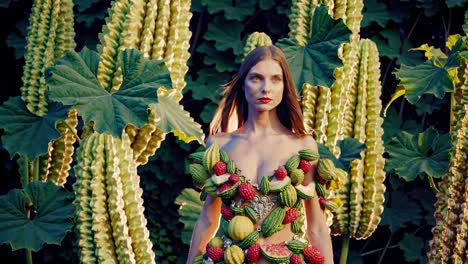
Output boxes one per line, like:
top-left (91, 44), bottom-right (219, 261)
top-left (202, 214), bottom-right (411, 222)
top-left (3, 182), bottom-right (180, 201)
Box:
top-left (186, 195), bottom-right (222, 263)
top-left (302, 136), bottom-right (334, 264)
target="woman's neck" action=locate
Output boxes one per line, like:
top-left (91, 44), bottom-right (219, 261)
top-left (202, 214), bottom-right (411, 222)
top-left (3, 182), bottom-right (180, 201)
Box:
top-left (240, 109), bottom-right (287, 136)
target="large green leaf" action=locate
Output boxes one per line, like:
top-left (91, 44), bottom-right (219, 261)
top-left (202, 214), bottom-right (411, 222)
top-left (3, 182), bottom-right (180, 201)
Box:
top-left (46, 47), bottom-right (172, 138)
top-left (151, 88), bottom-right (205, 145)
top-left (395, 61), bottom-right (453, 104)
top-left (447, 0), bottom-right (468, 8)
top-left (371, 29), bottom-right (423, 66)
top-left (175, 188), bottom-right (203, 245)
top-left (361, 0), bottom-right (391, 27)
top-left (204, 15), bottom-right (244, 55)
top-left (277, 6), bottom-right (351, 90)
top-left (197, 42), bottom-right (239, 72)
top-left (0, 0), bottom-right (11, 8)
top-left (0, 97), bottom-right (69, 159)
top-left (0, 181), bottom-right (74, 251)
top-left (416, 0), bottom-right (441, 17)
top-left (385, 128), bottom-right (451, 181)
top-left (380, 191), bottom-right (422, 233)
top-left (184, 68), bottom-right (225, 102)
top-left (398, 233), bottom-right (424, 262)
top-left (201, 0), bottom-right (256, 21)
top-left (318, 138), bottom-right (366, 171)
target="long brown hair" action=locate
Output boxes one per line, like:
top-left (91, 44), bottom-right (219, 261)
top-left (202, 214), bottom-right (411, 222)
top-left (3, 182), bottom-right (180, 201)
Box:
top-left (209, 45), bottom-right (306, 136)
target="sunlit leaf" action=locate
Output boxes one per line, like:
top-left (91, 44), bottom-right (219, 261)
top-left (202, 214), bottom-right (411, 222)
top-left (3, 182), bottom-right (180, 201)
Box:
top-left (277, 6), bottom-right (351, 90)
top-left (0, 181), bottom-right (74, 251)
top-left (0, 97), bottom-right (69, 159)
top-left (385, 128), bottom-right (451, 180)
top-left (46, 48), bottom-right (172, 138)
top-left (175, 188), bottom-right (203, 245)
top-left (151, 87), bottom-right (205, 145)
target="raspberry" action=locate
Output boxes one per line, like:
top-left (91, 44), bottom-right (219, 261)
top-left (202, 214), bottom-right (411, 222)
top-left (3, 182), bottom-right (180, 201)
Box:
top-left (221, 205), bottom-right (234, 220)
top-left (229, 173), bottom-right (240, 184)
top-left (246, 243), bottom-right (261, 263)
top-left (213, 161), bottom-right (227, 176)
top-left (207, 246), bottom-right (224, 262)
top-left (283, 208), bottom-right (300, 224)
top-left (238, 182), bottom-right (256, 200)
top-left (275, 166), bottom-right (288, 180)
top-left (290, 254), bottom-right (305, 264)
top-left (303, 246), bottom-right (324, 264)
top-left (299, 159), bottom-right (312, 174)
top-left (316, 175), bottom-right (328, 185)
top-left (319, 197), bottom-right (327, 210)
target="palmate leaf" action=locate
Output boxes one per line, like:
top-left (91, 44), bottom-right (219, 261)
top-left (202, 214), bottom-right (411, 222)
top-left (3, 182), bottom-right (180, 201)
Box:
top-left (151, 87), bottom-right (205, 145)
top-left (398, 233), bottom-right (424, 262)
top-left (277, 6), bottom-right (351, 90)
top-left (447, 0), bottom-right (468, 7)
top-left (380, 191), bottom-right (422, 233)
top-left (201, 0), bottom-right (256, 21)
top-left (175, 188), bottom-right (203, 245)
top-left (395, 38), bottom-right (463, 104)
top-left (0, 97), bottom-right (69, 159)
top-left (385, 128), bottom-right (451, 181)
top-left (204, 15), bottom-right (244, 55)
top-left (361, 0), bottom-right (391, 27)
top-left (197, 42), bottom-right (238, 72)
top-left (318, 138), bottom-right (366, 171)
top-left (46, 47), bottom-right (172, 138)
top-left (0, 181), bottom-right (74, 251)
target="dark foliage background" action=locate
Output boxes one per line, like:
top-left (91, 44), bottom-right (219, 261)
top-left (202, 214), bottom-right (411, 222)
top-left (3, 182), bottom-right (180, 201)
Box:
top-left (0, 0), bottom-right (466, 263)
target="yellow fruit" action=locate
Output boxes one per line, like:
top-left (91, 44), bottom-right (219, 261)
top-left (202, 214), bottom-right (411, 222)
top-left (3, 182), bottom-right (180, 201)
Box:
top-left (224, 245), bottom-right (244, 264)
top-left (228, 216), bottom-right (254, 241)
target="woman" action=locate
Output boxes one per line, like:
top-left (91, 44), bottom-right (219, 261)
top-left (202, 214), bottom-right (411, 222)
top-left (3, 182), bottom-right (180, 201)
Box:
top-left (187, 46), bottom-right (333, 264)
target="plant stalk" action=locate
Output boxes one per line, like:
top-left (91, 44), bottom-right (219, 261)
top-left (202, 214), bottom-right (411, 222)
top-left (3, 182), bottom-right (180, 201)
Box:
top-left (33, 157), bottom-right (40, 182)
top-left (340, 236), bottom-right (350, 264)
top-left (26, 249), bottom-right (33, 264)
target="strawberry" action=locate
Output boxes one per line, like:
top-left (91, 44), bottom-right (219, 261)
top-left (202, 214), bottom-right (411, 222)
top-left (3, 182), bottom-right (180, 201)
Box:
top-left (238, 182), bottom-right (256, 201)
top-left (213, 161), bottom-right (227, 176)
top-left (316, 175), bottom-right (328, 185)
top-left (319, 197), bottom-right (327, 210)
top-left (221, 205), bottom-right (234, 220)
top-left (299, 159), bottom-right (312, 174)
top-left (246, 243), bottom-right (261, 263)
top-left (275, 166), bottom-right (288, 180)
top-left (229, 173), bottom-right (240, 184)
top-left (303, 246), bottom-right (324, 264)
top-left (290, 254), bottom-right (305, 264)
top-left (283, 208), bottom-right (300, 224)
top-left (207, 246), bottom-right (224, 262)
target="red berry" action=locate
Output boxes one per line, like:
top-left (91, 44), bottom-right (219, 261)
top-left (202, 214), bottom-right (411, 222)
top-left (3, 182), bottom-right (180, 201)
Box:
top-left (319, 197), bottom-right (327, 210)
top-left (207, 247), bottom-right (224, 262)
top-left (275, 166), bottom-right (288, 180)
top-left (290, 254), bottom-right (305, 264)
top-left (221, 205), bottom-right (234, 220)
top-left (299, 159), bottom-right (312, 174)
top-left (229, 173), bottom-right (240, 183)
top-left (213, 161), bottom-right (227, 176)
top-left (283, 208), bottom-right (300, 224)
top-left (303, 246), bottom-right (324, 264)
top-left (316, 175), bottom-right (328, 185)
top-left (246, 243), bottom-right (261, 263)
top-left (217, 182), bottom-right (233, 193)
top-left (238, 182), bottom-right (256, 201)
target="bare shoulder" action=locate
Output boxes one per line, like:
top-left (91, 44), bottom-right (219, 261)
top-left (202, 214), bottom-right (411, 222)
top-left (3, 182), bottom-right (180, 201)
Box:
top-left (205, 132), bottom-right (232, 148)
top-left (298, 134), bottom-right (318, 151)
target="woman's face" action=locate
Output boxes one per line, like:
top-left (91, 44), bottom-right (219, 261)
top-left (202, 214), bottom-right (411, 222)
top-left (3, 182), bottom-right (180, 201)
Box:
top-left (243, 59), bottom-right (284, 113)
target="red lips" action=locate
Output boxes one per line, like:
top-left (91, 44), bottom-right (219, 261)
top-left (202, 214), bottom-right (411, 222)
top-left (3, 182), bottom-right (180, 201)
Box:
top-left (258, 97), bottom-right (272, 103)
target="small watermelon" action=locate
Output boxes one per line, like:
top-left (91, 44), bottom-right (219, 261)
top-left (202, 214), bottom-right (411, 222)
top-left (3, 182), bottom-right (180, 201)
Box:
top-left (260, 242), bottom-right (292, 263)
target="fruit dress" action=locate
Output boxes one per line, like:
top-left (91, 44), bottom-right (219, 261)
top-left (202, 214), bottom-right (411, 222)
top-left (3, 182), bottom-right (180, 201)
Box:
top-left (189, 142), bottom-right (338, 264)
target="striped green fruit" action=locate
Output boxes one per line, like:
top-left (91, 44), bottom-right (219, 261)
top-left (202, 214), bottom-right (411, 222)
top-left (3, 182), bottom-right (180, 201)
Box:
top-left (203, 142), bottom-right (220, 174)
top-left (262, 207), bottom-right (286, 237)
top-left (220, 150), bottom-right (229, 163)
top-left (290, 168), bottom-right (305, 186)
top-left (237, 231), bottom-right (260, 249)
top-left (244, 205), bottom-right (259, 223)
top-left (285, 240), bottom-right (308, 254)
top-left (315, 182), bottom-right (326, 197)
top-left (285, 155), bottom-right (301, 173)
top-left (227, 160), bottom-right (236, 174)
top-left (279, 184), bottom-right (298, 207)
top-left (188, 152), bottom-right (204, 164)
top-left (189, 164), bottom-right (209, 187)
top-left (317, 158), bottom-right (335, 180)
top-left (298, 149), bottom-right (320, 161)
top-left (260, 176), bottom-right (270, 195)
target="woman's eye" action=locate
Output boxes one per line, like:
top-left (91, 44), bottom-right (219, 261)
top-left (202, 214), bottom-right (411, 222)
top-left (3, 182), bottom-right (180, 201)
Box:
top-left (250, 76), bottom-right (260, 81)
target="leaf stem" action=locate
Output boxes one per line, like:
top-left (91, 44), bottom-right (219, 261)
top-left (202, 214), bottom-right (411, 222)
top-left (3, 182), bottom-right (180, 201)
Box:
top-left (26, 249), bottom-right (32, 264)
top-left (33, 157), bottom-right (40, 182)
top-left (428, 174), bottom-right (439, 193)
top-left (407, 11), bottom-right (422, 40)
top-left (360, 245), bottom-right (399, 256)
top-left (189, 11), bottom-right (205, 56)
top-left (381, 59), bottom-right (395, 92)
top-left (22, 156), bottom-right (29, 188)
top-left (339, 236), bottom-right (350, 264)
top-left (399, 98), bottom-right (406, 121)
top-left (377, 233), bottom-right (393, 264)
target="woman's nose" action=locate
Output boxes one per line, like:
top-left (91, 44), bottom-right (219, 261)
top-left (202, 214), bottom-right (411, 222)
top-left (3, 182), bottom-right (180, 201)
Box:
top-left (261, 81), bottom-right (271, 93)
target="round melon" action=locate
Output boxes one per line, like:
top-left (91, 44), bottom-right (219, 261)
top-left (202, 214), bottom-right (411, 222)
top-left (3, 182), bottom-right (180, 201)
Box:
top-left (228, 216), bottom-right (254, 241)
top-left (260, 242), bottom-right (292, 263)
